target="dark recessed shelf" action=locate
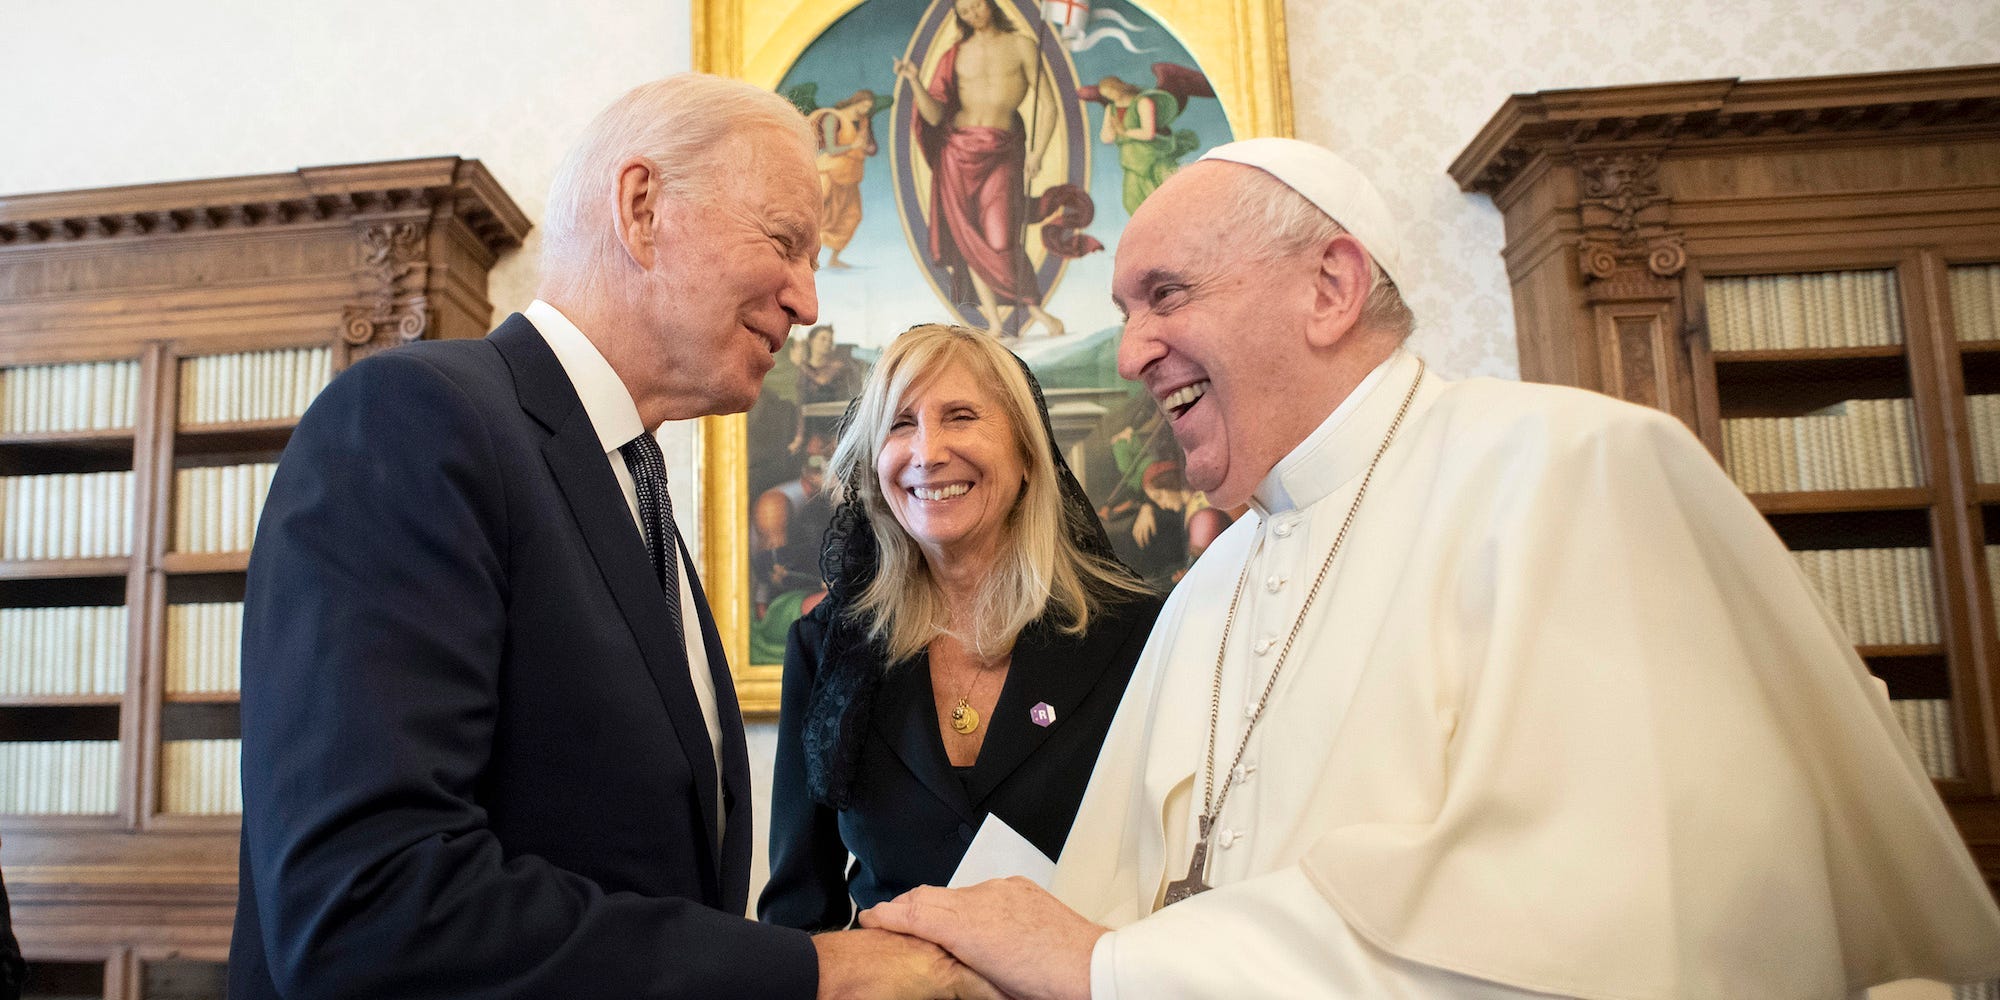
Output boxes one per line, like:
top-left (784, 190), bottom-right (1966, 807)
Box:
top-left (0, 703), bottom-right (120, 740)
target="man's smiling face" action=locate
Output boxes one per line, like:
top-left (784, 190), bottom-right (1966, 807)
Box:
top-left (1113, 162), bottom-right (1323, 509)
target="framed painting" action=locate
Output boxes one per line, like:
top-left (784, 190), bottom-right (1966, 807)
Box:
top-left (695, 0), bottom-right (1292, 714)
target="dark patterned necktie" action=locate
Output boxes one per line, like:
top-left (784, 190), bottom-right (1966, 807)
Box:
top-left (619, 432), bottom-right (685, 641)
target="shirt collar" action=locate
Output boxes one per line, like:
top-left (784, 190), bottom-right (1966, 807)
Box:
top-left (1251, 349), bottom-right (1421, 517)
top-left (524, 299), bottom-right (648, 455)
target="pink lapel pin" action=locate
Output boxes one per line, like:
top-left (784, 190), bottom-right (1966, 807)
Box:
top-left (1030, 702), bottom-right (1056, 727)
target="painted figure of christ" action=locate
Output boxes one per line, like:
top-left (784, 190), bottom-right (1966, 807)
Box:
top-left (895, 0), bottom-right (1066, 338)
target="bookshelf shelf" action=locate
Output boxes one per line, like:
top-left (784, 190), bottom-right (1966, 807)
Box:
top-left (0, 694), bottom-right (123, 708)
top-left (1453, 65), bottom-right (2000, 894)
top-left (1749, 488), bottom-right (1932, 515)
top-left (158, 551), bottom-right (250, 575)
top-left (1712, 346), bottom-right (1906, 365)
top-left (0, 558), bottom-right (132, 581)
top-left (172, 419), bottom-right (294, 456)
top-left (0, 427), bottom-right (137, 449)
top-left (0, 156), bottom-right (527, 986)
top-left (1857, 644), bottom-right (1949, 659)
top-left (161, 691), bottom-right (240, 705)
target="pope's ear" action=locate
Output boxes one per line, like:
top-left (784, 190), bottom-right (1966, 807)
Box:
top-left (613, 157), bottom-right (660, 271)
top-left (1304, 233), bottom-right (1373, 350)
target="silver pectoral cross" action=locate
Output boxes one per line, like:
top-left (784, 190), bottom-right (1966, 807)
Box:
top-left (1162, 815), bottom-right (1214, 906)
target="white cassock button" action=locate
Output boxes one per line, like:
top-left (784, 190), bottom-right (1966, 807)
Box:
top-left (1217, 829), bottom-right (1242, 849)
top-left (1253, 638), bottom-right (1273, 655)
top-left (1264, 575), bottom-right (1285, 593)
top-left (1243, 702), bottom-right (1258, 719)
top-left (1231, 763), bottom-right (1256, 783)
top-left (1273, 522), bottom-right (1294, 538)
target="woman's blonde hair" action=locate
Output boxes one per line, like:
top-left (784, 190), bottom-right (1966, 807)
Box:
top-left (827, 324), bottom-right (1146, 663)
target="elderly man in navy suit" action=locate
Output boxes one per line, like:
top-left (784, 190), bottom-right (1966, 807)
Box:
top-left (229, 73), bottom-right (995, 1000)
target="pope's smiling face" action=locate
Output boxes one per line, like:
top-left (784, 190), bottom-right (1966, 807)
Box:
top-left (875, 360), bottom-right (1028, 569)
top-left (1114, 162), bottom-right (1324, 509)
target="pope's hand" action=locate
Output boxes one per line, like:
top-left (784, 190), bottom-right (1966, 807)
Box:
top-left (860, 878), bottom-right (1103, 1000)
top-left (812, 928), bottom-right (1009, 1000)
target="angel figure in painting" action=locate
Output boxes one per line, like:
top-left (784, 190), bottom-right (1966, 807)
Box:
top-left (787, 83), bottom-right (895, 269)
top-left (1084, 64), bottom-right (1214, 213)
top-left (894, 0), bottom-right (1098, 340)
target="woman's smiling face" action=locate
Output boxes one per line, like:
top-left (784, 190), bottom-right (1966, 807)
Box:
top-left (875, 360), bottom-right (1027, 570)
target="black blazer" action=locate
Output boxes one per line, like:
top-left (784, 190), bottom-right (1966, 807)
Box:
top-left (229, 315), bottom-right (815, 1000)
top-left (0, 867), bottom-right (20, 1000)
top-left (759, 591), bottom-right (1162, 931)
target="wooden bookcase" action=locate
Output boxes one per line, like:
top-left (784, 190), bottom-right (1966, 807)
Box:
top-left (0, 160), bottom-right (528, 997)
top-left (1451, 64), bottom-right (2000, 891)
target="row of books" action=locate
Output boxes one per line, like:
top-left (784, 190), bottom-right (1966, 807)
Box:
top-left (178, 346), bottom-right (332, 427)
top-left (166, 602), bottom-right (243, 695)
top-left (1965, 395), bottom-right (2000, 483)
top-left (1791, 547), bottom-right (1939, 646)
top-left (1704, 270), bottom-right (1902, 351)
top-left (1951, 263), bottom-right (2000, 343)
top-left (159, 738), bottom-right (242, 815)
top-left (0, 359), bottom-right (143, 435)
top-left (0, 605), bottom-right (127, 697)
top-left (0, 740), bottom-right (118, 814)
top-left (173, 463), bottom-right (277, 554)
top-left (1719, 399), bottom-right (1920, 494)
top-left (1890, 698), bottom-right (1959, 780)
top-left (0, 470), bottom-right (134, 561)
top-left (1958, 979), bottom-right (2000, 1000)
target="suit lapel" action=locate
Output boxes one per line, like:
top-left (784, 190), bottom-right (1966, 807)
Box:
top-left (874, 653), bottom-right (982, 826)
top-left (963, 610), bottom-right (1132, 805)
top-left (679, 541), bottom-right (752, 911)
top-left (490, 317), bottom-right (724, 903)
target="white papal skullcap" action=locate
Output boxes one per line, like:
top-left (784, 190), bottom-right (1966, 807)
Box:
top-left (1198, 137), bottom-right (1404, 288)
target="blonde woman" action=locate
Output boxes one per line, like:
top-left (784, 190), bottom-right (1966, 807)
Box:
top-left (760, 325), bottom-right (1162, 930)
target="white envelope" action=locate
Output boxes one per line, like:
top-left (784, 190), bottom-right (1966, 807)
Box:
top-left (948, 813), bottom-right (1056, 889)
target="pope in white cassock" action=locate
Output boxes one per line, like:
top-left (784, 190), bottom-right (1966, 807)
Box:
top-left (861, 136), bottom-right (2000, 999)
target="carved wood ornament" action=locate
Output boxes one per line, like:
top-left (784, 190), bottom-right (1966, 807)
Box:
top-left (342, 219), bottom-right (432, 363)
top-left (1575, 152), bottom-right (1686, 283)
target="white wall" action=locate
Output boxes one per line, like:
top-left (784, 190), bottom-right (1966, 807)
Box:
top-left (6, 2), bottom-right (1994, 987)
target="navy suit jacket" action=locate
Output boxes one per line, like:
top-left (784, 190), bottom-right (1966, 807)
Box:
top-left (759, 591), bottom-right (1162, 930)
top-left (229, 315), bottom-right (816, 999)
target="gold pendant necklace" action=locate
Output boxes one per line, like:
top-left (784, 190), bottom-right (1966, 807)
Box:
top-left (942, 647), bottom-right (1007, 736)
top-left (950, 699), bottom-right (981, 735)
top-left (1164, 359), bottom-right (1425, 907)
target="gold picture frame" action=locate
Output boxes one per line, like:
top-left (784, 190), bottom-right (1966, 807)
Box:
top-left (695, 0), bottom-right (1292, 715)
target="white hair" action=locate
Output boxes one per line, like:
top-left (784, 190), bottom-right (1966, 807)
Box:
top-left (1222, 168), bottom-right (1417, 340)
top-left (539, 73), bottom-right (814, 300)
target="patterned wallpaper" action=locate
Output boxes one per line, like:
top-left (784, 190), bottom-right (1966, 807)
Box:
top-left (1286, 0), bottom-right (2000, 380)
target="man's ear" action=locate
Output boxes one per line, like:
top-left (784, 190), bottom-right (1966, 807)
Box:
top-left (614, 157), bottom-right (659, 271)
top-left (1304, 233), bottom-right (1372, 349)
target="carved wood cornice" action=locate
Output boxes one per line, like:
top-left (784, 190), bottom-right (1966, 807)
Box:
top-left (0, 157), bottom-right (530, 257)
top-left (1450, 64), bottom-right (2000, 199)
